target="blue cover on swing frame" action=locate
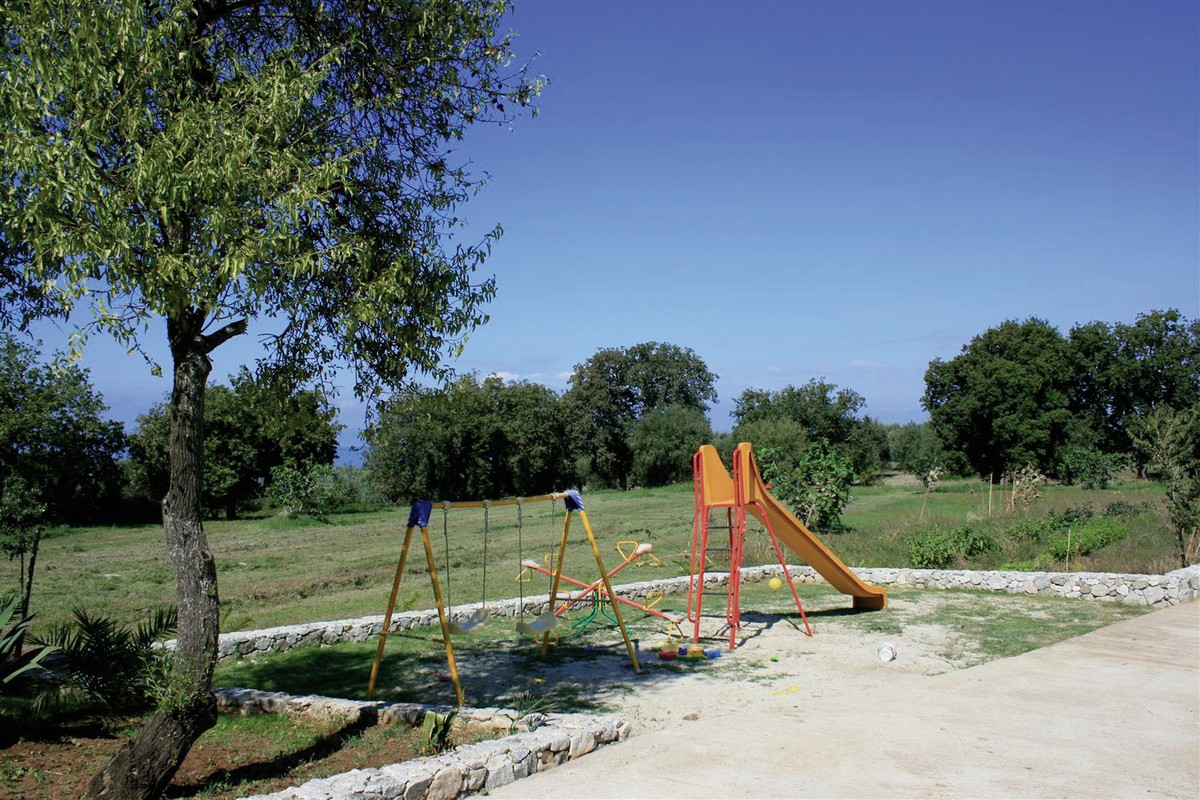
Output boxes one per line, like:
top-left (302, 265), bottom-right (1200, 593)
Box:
top-left (407, 500), bottom-right (433, 528)
top-left (563, 489), bottom-right (585, 511)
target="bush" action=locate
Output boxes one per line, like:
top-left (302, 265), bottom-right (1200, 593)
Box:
top-left (1, 594), bottom-right (56, 691)
top-left (759, 440), bottom-right (854, 531)
top-left (1047, 518), bottom-right (1129, 561)
top-left (32, 605), bottom-right (176, 714)
top-left (1008, 506), bottom-right (1093, 542)
top-left (266, 463), bottom-right (353, 519)
top-left (1059, 446), bottom-right (1125, 489)
top-left (1103, 501), bottom-right (1150, 518)
top-left (907, 526), bottom-right (996, 569)
top-left (907, 531), bottom-right (957, 569)
top-left (1008, 517), bottom-right (1058, 543)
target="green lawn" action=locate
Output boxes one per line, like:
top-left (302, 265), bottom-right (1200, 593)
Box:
top-left (5, 476), bottom-right (1180, 636)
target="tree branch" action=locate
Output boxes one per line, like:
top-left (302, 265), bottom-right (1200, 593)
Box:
top-left (201, 318), bottom-right (248, 353)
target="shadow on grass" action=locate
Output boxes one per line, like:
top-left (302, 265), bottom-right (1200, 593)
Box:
top-left (164, 716), bottom-right (375, 798)
top-left (213, 618), bottom-right (709, 715)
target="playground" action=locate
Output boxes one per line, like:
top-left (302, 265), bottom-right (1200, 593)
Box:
top-left (360, 442), bottom-right (894, 708)
top-left (349, 441), bottom-right (1199, 798)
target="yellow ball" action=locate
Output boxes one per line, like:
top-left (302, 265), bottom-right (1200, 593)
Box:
top-left (768, 577), bottom-right (783, 591)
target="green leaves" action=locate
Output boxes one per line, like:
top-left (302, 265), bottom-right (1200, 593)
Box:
top-left (126, 370), bottom-right (342, 519)
top-left (759, 440), bottom-right (854, 531)
top-left (1, 0), bottom-right (542, 396)
top-left (565, 342), bottom-right (718, 489)
top-left (364, 374), bottom-right (575, 501)
top-left (2, 593), bottom-right (56, 687)
top-left (924, 318), bottom-right (1074, 481)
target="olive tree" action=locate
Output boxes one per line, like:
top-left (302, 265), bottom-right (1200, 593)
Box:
top-left (565, 342), bottom-right (717, 489)
top-left (0, 1), bottom-right (540, 796)
top-left (0, 334), bottom-right (124, 622)
top-left (365, 374), bottom-right (575, 500)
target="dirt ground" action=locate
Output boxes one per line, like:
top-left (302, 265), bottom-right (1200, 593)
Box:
top-left (6, 593), bottom-right (1195, 799)
top-left (476, 594), bottom-right (980, 732)
top-left (485, 600), bottom-right (1200, 799)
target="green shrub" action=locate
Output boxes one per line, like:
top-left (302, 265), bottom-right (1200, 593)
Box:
top-left (1053, 505), bottom-right (1094, 526)
top-left (1059, 446), bottom-right (1125, 489)
top-left (1008, 517), bottom-right (1057, 543)
top-left (953, 526), bottom-right (998, 559)
top-left (907, 531), bottom-right (957, 569)
top-left (1, 594), bottom-right (56, 690)
top-left (1103, 501), bottom-right (1150, 518)
top-left (266, 463), bottom-right (353, 519)
top-left (759, 441), bottom-right (854, 531)
top-left (1047, 518), bottom-right (1129, 561)
top-left (907, 526), bottom-right (996, 569)
top-left (998, 559), bottom-right (1043, 572)
top-left (32, 605), bottom-right (176, 713)
top-left (1008, 506), bottom-right (1093, 543)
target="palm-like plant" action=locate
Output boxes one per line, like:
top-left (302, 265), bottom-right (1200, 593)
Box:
top-left (1, 593), bottom-right (56, 689)
top-left (33, 605), bottom-right (177, 713)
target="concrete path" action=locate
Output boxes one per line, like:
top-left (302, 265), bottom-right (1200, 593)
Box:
top-left (487, 601), bottom-right (1200, 799)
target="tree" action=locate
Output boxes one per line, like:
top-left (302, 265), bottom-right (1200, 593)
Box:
top-left (0, 2), bottom-right (540, 795)
top-left (628, 404), bottom-right (713, 487)
top-left (1065, 319), bottom-right (1123, 452)
top-left (758, 440), bottom-right (854, 531)
top-left (127, 371), bottom-right (341, 518)
top-left (721, 416), bottom-right (807, 467)
top-left (565, 342), bottom-right (717, 489)
top-left (365, 374), bottom-right (574, 501)
top-left (731, 379), bottom-right (882, 478)
top-left (1131, 405), bottom-right (1200, 568)
top-left (1067, 310), bottom-right (1200, 464)
top-left (0, 335), bottom-right (125, 621)
top-left (923, 318), bottom-right (1074, 481)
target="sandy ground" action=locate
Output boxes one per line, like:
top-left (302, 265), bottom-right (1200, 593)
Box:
top-left (481, 600), bottom-right (1200, 799)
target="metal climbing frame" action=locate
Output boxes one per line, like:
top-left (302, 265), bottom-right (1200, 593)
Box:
top-left (688, 445), bottom-right (813, 649)
top-left (367, 490), bottom-right (644, 705)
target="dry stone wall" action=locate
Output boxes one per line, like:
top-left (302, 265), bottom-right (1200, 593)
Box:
top-left (199, 564), bottom-right (1198, 799)
top-left (200, 563), bottom-right (1199, 663)
top-left (216, 688), bottom-right (629, 800)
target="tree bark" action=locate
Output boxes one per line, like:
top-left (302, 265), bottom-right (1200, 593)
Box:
top-left (88, 309), bottom-right (222, 799)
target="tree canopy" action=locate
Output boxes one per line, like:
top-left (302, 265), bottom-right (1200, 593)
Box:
top-left (565, 342), bottom-right (717, 489)
top-left (0, 334), bottom-right (125, 616)
top-left (365, 373), bottom-right (575, 501)
top-left (0, 1), bottom-right (541, 795)
top-left (127, 370), bottom-right (341, 518)
top-left (924, 311), bottom-right (1199, 480)
top-left (731, 379), bottom-right (885, 479)
top-left (923, 318), bottom-right (1074, 481)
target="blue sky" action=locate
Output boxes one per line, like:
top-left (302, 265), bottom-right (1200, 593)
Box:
top-left (30, 0), bottom-right (1200, 457)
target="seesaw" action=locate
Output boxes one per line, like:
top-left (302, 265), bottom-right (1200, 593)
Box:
top-left (519, 541), bottom-right (683, 634)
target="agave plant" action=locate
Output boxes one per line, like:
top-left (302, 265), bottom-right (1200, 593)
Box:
top-left (1, 593), bottom-right (56, 689)
top-left (33, 605), bottom-right (177, 713)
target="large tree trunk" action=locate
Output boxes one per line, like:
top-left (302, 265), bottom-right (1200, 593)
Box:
top-left (88, 310), bottom-right (224, 799)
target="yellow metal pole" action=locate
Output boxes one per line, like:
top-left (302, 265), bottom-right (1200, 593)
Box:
top-left (579, 509), bottom-right (642, 672)
top-left (540, 508), bottom-right (574, 657)
top-left (421, 525), bottom-right (464, 707)
top-left (367, 525), bottom-right (416, 699)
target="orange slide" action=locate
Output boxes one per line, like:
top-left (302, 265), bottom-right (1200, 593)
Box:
top-left (693, 443), bottom-right (886, 614)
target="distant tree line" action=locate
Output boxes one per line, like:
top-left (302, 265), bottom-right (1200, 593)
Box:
top-left (3, 309), bottom-right (1196, 527)
top-left (923, 309), bottom-right (1199, 484)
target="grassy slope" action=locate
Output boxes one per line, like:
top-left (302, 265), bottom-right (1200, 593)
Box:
top-left (5, 477), bottom-right (1179, 635)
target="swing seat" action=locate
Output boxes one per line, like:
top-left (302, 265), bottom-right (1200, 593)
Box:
top-left (515, 610), bottom-right (559, 636)
top-left (449, 608), bottom-right (491, 635)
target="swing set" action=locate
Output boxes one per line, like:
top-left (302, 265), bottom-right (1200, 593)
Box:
top-left (366, 490), bottom-right (661, 705)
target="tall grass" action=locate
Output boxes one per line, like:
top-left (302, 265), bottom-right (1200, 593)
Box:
top-left (3, 476), bottom-right (1180, 636)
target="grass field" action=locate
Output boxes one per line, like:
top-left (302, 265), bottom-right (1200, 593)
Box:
top-left (3, 475), bottom-right (1181, 636)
